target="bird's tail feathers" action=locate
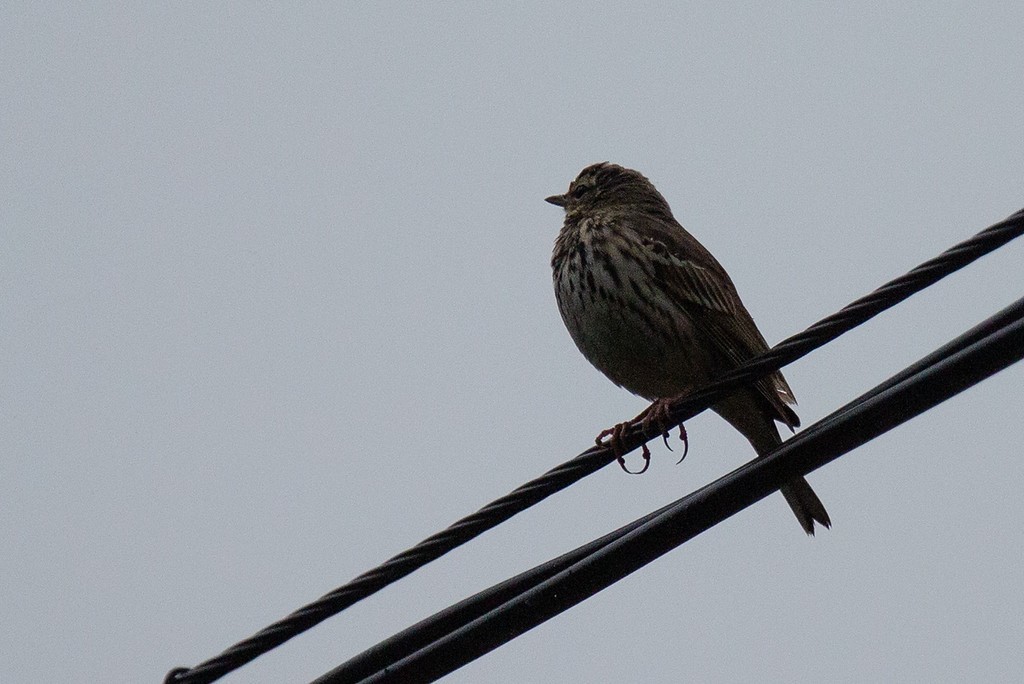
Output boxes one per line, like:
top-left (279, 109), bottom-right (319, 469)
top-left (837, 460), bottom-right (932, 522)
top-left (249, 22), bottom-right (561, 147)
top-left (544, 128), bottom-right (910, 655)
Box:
top-left (780, 478), bottom-right (831, 535)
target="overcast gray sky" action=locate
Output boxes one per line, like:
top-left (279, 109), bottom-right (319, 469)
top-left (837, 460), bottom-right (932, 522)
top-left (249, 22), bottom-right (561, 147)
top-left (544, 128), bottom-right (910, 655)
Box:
top-left (3, 4), bottom-right (1023, 682)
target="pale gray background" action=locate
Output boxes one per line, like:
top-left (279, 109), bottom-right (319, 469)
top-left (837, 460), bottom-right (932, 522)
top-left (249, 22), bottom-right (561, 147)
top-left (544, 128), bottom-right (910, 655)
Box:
top-left (3, 4), bottom-right (1023, 682)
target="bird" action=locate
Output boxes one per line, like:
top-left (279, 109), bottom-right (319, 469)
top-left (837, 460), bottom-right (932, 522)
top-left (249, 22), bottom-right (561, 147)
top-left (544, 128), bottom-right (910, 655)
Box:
top-left (547, 162), bottom-right (830, 534)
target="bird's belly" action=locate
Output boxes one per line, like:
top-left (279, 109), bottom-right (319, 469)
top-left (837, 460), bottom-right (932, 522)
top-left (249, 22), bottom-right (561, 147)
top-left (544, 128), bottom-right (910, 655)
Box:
top-left (555, 267), bottom-right (709, 400)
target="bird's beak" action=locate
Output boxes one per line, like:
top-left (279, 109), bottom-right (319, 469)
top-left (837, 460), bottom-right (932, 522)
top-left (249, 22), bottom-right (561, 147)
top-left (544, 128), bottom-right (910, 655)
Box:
top-left (545, 194), bottom-right (566, 207)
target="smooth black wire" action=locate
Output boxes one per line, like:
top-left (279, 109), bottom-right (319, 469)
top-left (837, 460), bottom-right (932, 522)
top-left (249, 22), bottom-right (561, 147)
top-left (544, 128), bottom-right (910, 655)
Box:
top-left (340, 298), bottom-right (1024, 684)
top-left (315, 504), bottom-right (676, 684)
top-left (166, 208), bottom-right (1024, 684)
top-left (312, 295), bottom-right (1024, 684)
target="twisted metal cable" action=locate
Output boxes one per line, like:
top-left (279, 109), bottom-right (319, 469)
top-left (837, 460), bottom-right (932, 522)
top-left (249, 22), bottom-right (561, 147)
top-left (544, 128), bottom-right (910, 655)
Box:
top-left (166, 208), bottom-right (1024, 684)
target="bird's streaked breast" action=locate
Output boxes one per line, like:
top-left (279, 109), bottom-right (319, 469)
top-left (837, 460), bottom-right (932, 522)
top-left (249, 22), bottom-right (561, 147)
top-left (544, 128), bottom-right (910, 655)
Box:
top-left (552, 216), bottom-right (709, 399)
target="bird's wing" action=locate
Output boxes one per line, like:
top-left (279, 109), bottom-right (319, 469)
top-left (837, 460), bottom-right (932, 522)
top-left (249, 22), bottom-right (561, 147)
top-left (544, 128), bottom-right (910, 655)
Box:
top-left (628, 215), bottom-right (799, 425)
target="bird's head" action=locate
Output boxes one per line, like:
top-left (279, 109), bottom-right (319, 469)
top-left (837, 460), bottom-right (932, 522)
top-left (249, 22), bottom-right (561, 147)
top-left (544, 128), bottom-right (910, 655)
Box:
top-left (545, 162), bottom-right (672, 218)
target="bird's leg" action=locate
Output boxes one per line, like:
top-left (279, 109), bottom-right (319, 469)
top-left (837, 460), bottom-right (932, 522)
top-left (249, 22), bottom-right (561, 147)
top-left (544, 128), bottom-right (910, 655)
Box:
top-left (638, 398), bottom-right (689, 464)
top-left (596, 422), bottom-right (651, 475)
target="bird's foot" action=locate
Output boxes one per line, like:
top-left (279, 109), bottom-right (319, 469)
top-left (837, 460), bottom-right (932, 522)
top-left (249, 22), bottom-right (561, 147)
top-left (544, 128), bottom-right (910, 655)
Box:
top-left (639, 398), bottom-right (689, 464)
top-left (596, 422), bottom-right (651, 475)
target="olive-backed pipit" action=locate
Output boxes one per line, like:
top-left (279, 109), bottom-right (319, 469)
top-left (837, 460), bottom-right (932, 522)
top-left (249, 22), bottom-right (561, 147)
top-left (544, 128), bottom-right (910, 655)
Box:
top-left (548, 162), bottom-right (830, 534)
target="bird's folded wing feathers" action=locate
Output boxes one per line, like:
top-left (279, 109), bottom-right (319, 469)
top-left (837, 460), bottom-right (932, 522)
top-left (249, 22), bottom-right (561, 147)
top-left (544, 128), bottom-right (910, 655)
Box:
top-left (630, 218), bottom-right (799, 423)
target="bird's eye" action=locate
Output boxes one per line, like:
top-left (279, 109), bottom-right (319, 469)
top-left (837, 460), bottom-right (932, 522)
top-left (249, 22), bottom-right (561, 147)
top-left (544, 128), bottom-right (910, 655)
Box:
top-left (570, 184), bottom-right (589, 199)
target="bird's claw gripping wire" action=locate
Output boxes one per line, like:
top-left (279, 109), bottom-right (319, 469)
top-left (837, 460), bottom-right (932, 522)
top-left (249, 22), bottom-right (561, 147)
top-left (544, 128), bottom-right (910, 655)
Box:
top-left (596, 397), bottom-right (689, 474)
top-left (640, 397), bottom-right (689, 465)
top-left (596, 422), bottom-right (651, 475)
